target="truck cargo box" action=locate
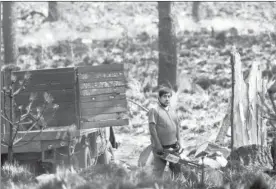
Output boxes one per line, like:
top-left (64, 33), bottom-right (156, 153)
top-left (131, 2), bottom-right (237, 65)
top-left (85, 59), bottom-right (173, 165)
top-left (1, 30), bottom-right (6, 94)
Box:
top-left (1, 64), bottom-right (129, 144)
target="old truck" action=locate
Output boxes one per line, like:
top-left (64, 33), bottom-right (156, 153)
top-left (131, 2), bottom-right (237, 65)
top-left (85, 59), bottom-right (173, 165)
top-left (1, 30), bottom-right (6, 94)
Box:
top-left (1, 64), bottom-right (129, 173)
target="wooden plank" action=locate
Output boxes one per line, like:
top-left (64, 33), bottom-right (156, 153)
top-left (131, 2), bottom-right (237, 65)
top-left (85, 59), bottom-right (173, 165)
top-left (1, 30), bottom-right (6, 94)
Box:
top-left (80, 94), bottom-right (126, 102)
top-left (2, 128), bottom-right (80, 142)
top-left (77, 64), bottom-right (123, 73)
top-left (79, 76), bottom-right (125, 83)
top-left (81, 106), bottom-right (127, 116)
top-left (81, 119), bottom-right (129, 129)
top-left (1, 141), bottom-right (41, 153)
top-left (79, 80), bottom-right (126, 90)
top-left (78, 72), bottom-right (124, 82)
top-left (15, 89), bottom-right (75, 103)
top-left (80, 99), bottom-right (127, 109)
top-left (14, 83), bottom-right (75, 92)
top-left (81, 113), bottom-right (127, 122)
top-left (41, 140), bottom-right (70, 151)
top-left (80, 86), bottom-right (125, 96)
top-left (13, 71), bottom-right (75, 86)
top-left (12, 67), bottom-right (74, 75)
top-left (14, 101), bottom-right (75, 111)
top-left (80, 128), bottom-right (98, 135)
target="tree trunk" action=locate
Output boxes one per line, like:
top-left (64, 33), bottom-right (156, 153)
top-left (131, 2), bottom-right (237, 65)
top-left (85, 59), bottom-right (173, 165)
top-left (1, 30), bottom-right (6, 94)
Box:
top-left (157, 2), bottom-right (177, 89)
top-left (0, 1), bottom-right (2, 168)
top-left (3, 1), bottom-right (17, 163)
top-left (192, 2), bottom-right (201, 22)
top-left (3, 2), bottom-right (17, 65)
top-left (48, 2), bottom-right (59, 22)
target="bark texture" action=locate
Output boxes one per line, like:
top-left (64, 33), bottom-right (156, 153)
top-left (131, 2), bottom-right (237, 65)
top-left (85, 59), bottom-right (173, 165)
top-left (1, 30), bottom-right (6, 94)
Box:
top-left (158, 2), bottom-right (177, 89)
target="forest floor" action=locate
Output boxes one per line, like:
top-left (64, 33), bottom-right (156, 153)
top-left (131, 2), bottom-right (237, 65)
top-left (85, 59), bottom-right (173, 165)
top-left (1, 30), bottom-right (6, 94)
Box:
top-left (2, 2), bottom-right (276, 188)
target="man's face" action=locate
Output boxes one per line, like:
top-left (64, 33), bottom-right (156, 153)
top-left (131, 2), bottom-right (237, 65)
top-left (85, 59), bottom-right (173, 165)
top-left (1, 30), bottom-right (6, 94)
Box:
top-left (159, 93), bottom-right (171, 106)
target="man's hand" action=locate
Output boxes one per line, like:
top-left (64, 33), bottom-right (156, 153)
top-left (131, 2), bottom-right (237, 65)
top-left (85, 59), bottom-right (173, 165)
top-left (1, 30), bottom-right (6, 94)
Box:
top-left (155, 144), bottom-right (164, 155)
top-left (176, 141), bottom-right (183, 150)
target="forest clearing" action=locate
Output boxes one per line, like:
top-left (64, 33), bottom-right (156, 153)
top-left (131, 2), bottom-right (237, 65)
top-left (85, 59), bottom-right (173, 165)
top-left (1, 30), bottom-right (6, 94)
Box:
top-left (2, 2), bottom-right (276, 189)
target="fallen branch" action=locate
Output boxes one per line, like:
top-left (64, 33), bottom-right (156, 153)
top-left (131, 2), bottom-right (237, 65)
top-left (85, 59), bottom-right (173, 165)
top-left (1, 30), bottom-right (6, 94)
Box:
top-left (18, 11), bottom-right (46, 20)
top-left (127, 98), bottom-right (149, 112)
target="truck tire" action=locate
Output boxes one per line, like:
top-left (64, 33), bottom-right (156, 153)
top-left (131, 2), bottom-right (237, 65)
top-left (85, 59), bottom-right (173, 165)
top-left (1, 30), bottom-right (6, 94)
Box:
top-left (79, 146), bottom-right (92, 169)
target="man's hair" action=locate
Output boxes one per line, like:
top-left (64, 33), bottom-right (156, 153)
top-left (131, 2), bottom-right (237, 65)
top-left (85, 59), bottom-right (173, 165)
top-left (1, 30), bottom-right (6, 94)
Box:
top-left (158, 87), bottom-right (172, 97)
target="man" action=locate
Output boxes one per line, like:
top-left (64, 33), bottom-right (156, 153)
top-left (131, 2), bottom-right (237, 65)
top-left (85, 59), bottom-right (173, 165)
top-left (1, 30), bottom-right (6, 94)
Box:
top-left (148, 87), bottom-right (182, 178)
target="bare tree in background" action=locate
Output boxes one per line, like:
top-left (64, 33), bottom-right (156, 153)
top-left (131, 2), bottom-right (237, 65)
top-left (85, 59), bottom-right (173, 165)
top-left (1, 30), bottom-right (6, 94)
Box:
top-left (192, 2), bottom-right (201, 22)
top-left (48, 2), bottom-right (59, 22)
top-left (158, 2), bottom-right (177, 89)
top-left (2, 2), bottom-right (17, 162)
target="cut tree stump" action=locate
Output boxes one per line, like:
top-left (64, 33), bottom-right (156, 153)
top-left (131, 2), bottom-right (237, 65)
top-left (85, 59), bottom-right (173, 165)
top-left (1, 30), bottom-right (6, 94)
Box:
top-left (215, 50), bottom-right (267, 148)
top-left (227, 144), bottom-right (273, 169)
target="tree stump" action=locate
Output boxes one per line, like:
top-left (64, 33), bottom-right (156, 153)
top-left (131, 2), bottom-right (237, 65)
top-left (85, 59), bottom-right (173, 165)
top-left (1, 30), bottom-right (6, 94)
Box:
top-left (271, 137), bottom-right (276, 170)
top-left (227, 145), bottom-right (273, 169)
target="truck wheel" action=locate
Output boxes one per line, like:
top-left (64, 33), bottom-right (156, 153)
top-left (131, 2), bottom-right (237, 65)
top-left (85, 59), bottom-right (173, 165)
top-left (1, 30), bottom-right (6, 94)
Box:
top-left (79, 146), bottom-right (92, 169)
top-left (72, 146), bottom-right (92, 169)
top-left (97, 149), bottom-right (111, 164)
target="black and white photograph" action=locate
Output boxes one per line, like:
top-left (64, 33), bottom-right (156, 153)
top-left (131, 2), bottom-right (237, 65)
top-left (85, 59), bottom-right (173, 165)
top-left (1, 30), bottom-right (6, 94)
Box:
top-left (1, 1), bottom-right (276, 189)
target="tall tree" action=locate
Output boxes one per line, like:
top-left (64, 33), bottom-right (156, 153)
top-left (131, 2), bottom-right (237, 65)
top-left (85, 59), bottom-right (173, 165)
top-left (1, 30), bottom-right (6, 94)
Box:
top-left (48, 2), bottom-right (59, 22)
top-left (192, 2), bottom-right (201, 22)
top-left (158, 2), bottom-right (177, 89)
top-left (2, 1), bottom-right (17, 162)
top-left (0, 1), bottom-right (2, 171)
top-left (3, 2), bottom-right (17, 65)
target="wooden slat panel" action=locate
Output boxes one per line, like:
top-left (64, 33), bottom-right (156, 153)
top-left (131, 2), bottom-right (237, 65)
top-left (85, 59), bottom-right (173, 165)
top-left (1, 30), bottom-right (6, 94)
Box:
top-left (78, 64), bottom-right (123, 73)
top-left (79, 80), bottom-right (125, 90)
top-left (81, 119), bottom-right (129, 129)
top-left (80, 94), bottom-right (126, 102)
top-left (80, 86), bottom-right (125, 96)
top-left (81, 113), bottom-right (125, 122)
top-left (13, 68), bottom-right (75, 93)
top-left (80, 99), bottom-right (127, 109)
top-left (15, 89), bottom-right (75, 103)
top-left (46, 112), bottom-right (76, 126)
top-left (81, 106), bottom-right (127, 116)
top-left (14, 101), bottom-right (76, 127)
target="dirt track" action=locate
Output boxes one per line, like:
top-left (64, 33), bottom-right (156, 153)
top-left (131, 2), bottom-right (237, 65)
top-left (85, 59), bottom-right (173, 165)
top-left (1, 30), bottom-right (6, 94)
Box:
top-left (114, 133), bottom-right (151, 166)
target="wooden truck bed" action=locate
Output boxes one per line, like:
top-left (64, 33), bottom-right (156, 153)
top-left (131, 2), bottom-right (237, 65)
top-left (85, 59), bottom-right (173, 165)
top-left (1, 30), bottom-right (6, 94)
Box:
top-left (1, 64), bottom-right (129, 154)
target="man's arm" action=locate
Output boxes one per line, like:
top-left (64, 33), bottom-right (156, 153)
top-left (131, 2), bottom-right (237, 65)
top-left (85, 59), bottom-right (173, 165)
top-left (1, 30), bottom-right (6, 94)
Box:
top-left (176, 118), bottom-right (183, 149)
top-left (148, 108), bottom-right (163, 152)
top-left (176, 124), bottom-right (180, 141)
top-left (149, 122), bottom-right (163, 152)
